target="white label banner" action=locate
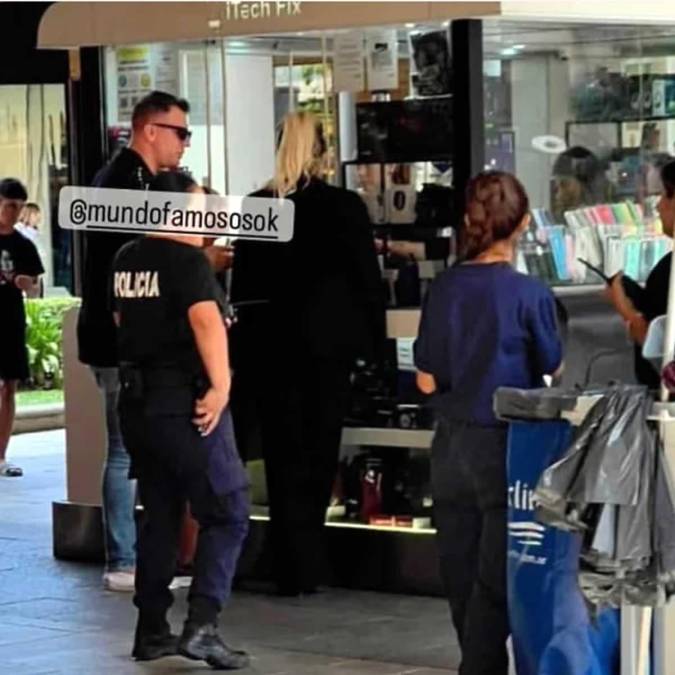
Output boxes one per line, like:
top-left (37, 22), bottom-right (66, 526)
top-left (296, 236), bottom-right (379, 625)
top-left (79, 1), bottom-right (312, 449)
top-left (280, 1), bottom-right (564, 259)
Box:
top-left (58, 186), bottom-right (295, 242)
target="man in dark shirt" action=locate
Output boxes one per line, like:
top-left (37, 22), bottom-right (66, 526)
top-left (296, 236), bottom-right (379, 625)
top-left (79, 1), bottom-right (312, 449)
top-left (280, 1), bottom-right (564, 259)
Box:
top-left (0, 179), bottom-right (44, 478)
top-left (77, 91), bottom-right (191, 592)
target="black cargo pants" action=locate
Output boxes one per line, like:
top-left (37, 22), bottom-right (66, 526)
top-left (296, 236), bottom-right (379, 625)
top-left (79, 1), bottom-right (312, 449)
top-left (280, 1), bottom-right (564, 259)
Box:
top-left (119, 382), bottom-right (249, 634)
top-left (431, 420), bottom-right (510, 675)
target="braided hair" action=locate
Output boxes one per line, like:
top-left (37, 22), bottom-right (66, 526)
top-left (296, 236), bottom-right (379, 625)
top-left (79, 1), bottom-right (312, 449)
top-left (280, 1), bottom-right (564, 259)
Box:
top-left (460, 171), bottom-right (529, 261)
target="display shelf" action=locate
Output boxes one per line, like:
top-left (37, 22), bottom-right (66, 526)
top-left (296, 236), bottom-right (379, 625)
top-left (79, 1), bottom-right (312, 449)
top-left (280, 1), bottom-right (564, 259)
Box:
top-left (250, 512), bottom-right (436, 536)
top-left (552, 283), bottom-right (605, 297)
top-left (383, 262), bottom-right (442, 282)
top-left (341, 426), bottom-right (433, 449)
top-left (567, 114), bottom-right (675, 126)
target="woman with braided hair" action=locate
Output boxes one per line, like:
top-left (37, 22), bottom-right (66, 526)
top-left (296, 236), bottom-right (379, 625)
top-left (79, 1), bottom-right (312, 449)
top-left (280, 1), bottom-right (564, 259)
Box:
top-left (414, 171), bottom-right (563, 675)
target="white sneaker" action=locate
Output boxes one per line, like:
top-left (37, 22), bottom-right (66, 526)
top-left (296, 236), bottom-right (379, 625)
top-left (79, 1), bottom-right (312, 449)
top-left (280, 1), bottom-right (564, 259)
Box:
top-left (169, 576), bottom-right (192, 590)
top-left (103, 570), bottom-right (135, 592)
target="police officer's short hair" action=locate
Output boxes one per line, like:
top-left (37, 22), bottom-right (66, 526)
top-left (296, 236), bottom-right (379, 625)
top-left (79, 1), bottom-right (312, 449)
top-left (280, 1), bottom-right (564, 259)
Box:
top-left (132, 91), bottom-right (190, 130)
top-left (148, 171), bottom-right (198, 194)
top-left (0, 178), bottom-right (28, 201)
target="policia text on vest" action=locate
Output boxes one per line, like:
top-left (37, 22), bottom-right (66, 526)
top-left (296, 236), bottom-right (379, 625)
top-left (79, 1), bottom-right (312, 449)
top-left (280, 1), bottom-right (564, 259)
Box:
top-left (58, 186), bottom-right (295, 242)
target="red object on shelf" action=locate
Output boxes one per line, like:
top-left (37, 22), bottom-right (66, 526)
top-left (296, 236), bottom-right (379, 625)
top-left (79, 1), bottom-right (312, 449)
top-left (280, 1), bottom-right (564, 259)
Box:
top-left (368, 514), bottom-right (414, 528)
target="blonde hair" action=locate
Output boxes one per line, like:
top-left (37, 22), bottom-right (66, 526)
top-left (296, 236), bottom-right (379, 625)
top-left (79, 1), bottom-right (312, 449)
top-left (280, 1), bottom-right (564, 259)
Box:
top-left (272, 112), bottom-right (325, 197)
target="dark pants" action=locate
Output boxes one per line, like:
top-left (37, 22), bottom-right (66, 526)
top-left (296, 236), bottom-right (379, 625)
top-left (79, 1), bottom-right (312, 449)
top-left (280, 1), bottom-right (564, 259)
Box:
top-left (239, 356), bottom-right (351, 592)
top-left (119, 401), bottom-right (249, 634)
top-left (431, 421), bottom-right (510, 675)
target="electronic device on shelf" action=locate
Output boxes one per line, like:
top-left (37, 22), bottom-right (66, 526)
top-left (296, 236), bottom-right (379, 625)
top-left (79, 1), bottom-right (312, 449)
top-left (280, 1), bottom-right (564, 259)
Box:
top-left (344, 347), bottom-right (434, 430)
top-left (355, 97), bottom-right (453, 162)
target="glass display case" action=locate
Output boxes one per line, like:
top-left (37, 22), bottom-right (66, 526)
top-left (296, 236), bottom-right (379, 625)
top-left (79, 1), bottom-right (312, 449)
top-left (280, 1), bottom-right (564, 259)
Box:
top-left (483, 22), bottom-right (675, 288)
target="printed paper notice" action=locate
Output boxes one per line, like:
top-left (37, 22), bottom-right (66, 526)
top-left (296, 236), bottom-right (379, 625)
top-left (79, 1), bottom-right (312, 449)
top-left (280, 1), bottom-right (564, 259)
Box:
top-left (154, 45), bottom-right (179, 96)
top-left (366, 29), bottom-right (398, 91)
top-left (117, 46), bottom-right (152, 122)
top-left (333, 32), bottom-right (364, 93)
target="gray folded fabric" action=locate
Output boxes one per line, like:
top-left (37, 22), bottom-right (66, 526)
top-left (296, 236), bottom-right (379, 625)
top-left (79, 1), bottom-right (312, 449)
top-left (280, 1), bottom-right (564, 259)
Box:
top-left (529, 384), bottom-right (675, 609)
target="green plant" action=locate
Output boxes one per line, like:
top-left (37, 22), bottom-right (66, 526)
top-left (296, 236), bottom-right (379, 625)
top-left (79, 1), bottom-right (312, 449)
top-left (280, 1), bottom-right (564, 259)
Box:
top-left (23, 298), bottom-right (80, 389)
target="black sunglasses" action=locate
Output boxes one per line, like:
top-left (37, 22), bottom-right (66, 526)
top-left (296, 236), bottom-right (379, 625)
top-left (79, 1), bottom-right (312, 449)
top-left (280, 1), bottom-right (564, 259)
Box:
top-left (151, 123), bottom-right (192, 142)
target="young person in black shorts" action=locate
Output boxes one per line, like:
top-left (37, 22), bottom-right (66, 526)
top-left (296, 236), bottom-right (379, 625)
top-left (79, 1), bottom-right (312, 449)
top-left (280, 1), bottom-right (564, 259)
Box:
top-left (0, 178), bottom-right (44, 477)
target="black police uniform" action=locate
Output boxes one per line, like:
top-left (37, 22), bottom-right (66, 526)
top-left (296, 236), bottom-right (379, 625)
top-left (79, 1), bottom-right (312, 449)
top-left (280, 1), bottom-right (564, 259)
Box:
top-left (112, 236), bottom-right (250, 667)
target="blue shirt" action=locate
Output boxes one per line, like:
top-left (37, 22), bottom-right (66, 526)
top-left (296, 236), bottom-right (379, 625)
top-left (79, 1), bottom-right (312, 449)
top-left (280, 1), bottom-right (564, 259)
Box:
top-left (414, 262), bottom-right (562, 426)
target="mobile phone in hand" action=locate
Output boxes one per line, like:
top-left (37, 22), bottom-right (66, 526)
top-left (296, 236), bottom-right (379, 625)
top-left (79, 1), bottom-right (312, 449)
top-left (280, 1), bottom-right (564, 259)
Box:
top-left (577, 258), bottom-right (611, 284)
top-left (578, 257), bottom-right (645, 310)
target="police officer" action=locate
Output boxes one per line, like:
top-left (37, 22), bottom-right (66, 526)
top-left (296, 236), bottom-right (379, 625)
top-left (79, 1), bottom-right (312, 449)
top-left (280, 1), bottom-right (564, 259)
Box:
top-left (112, 170), bottom-right (250, 669)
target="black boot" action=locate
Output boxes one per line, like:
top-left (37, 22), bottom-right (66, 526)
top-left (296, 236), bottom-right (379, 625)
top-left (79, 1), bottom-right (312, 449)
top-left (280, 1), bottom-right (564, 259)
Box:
top-left (178, 622), bottom-right (249, 670)
top-left (132, 630), bottom-right (179, 661)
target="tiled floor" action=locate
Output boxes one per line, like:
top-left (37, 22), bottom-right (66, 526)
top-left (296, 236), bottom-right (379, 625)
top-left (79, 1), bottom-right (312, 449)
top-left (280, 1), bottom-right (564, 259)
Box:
top-left (0, 430), bottom-right (459, 674)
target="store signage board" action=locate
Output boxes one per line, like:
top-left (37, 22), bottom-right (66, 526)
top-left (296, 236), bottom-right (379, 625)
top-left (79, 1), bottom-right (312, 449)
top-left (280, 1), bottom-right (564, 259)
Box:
top-left (38, 3), bottom-right (499, 49)
top-left (223, 1), bottom-right (302, 22)
top-left (333, 31), bottom-right (365, 93)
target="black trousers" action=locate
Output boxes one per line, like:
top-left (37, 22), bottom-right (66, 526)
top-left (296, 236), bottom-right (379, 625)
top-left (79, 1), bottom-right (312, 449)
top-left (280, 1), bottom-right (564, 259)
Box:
top-left (238, 356), bottom-right (351, 592)
top-left (119, 401), bottom-right (249, 633)
top-left (431, 421), bottom-right (510, 675)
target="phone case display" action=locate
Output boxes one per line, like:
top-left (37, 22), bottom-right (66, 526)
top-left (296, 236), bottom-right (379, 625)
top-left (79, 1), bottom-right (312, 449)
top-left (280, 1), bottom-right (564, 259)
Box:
top-left (518, 198), bottom-right (668, 285)
top-left (386, 184), bottom-right (418, 223)
top-left (344, 160), bottom-right (454, 305)
top-left (345, 161), bottom-right (454, 226)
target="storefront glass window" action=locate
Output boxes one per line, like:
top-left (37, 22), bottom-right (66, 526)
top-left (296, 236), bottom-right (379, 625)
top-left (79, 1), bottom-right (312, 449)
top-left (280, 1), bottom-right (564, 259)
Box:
top-left (0, 84), bottom-right (70, 293)
top-left (102, 25), bottom-right (455, 297)
top-left (483, 22), bottom-right (675, 286)
top-left (104, 40), bottom-right (276, 196)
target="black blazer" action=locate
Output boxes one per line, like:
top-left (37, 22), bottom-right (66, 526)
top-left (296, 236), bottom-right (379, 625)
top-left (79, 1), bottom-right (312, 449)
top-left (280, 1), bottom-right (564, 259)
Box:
top-left (230, 178), bottom-right (385, 363)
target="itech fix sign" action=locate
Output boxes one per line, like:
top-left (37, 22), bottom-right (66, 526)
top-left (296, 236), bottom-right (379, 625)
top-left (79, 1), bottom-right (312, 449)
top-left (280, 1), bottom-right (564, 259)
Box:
top-left (224, 1), bottom-right (302, 21)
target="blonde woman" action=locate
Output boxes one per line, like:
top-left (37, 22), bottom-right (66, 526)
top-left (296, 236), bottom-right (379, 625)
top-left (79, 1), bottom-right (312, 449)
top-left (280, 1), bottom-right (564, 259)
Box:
top-left (230, 111), bottom-right (384, 596)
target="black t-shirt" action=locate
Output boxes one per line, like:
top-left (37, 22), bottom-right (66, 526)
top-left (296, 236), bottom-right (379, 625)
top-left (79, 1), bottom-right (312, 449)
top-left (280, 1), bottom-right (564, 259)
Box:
top-left (77, 148), bottom-right (153, 367)
top-left (634, 252), bottom-right (671, 388)
top-left (112, 238), bottom-right (226, 376)
top-left (0, 230), bottom-right (44, 337)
